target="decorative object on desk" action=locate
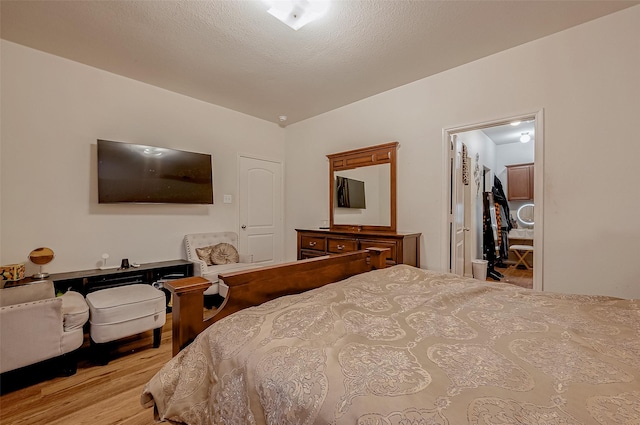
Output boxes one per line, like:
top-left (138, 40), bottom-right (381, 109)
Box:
top-left (28, 247), bottom-right (54, 278)
top-left (1, 263), bottom-right (26, 282)
top-left (120, 258), bottom-right (130, 269)
top-left (99, 253), bottom-right (119, 270)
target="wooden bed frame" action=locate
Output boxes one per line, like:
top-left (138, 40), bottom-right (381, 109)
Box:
top-left (165, 248), bottom-right (389, 356)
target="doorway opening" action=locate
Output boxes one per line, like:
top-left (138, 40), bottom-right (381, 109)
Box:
top-left (443, 111), bottom-right (544, 291)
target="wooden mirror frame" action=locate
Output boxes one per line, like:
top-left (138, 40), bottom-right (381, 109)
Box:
top-left (328, 142), bottom-right (398, 233)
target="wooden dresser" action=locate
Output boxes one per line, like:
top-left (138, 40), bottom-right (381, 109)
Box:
top-left (296, 229), bottom-right (421, 267)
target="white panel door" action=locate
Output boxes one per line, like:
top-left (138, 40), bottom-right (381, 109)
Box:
top-left (239, 156), bottom-right (283, 265)
top-left (451, 135), bottom-right (466, 276)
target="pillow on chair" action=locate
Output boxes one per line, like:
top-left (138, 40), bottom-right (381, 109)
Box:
top-left (211, 243), bottom-right (239, 265)
top-left (195, 246), bottom-right (215, 266)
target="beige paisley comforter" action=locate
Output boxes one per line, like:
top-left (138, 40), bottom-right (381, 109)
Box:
top-left (141, 265), bottom-right (640, 424)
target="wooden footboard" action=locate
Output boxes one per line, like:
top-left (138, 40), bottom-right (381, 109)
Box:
top-left (165, 248), bottom-right (389, 356)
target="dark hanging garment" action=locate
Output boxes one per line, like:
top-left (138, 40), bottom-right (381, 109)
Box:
top-left (483, 192), bottom-right (502, 280)
top-left (493, 202), bottom-right (509, 264)
top-left (494, 202), bottom-right (502, 248)
top-left (483, 193), bottom-right (496, 263)
top-left (493, 176), bottom-right (512, 265)
top-left (500, 205), bottom-right (510, 259)
top-left (492, 176), bottom-right (512, 231)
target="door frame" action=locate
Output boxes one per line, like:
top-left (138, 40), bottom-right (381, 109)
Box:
top-left (450, 134), bottom-right (466, 277)
top-left (237, 153), bottom-right (285, 264)
top-left (441, 109), bottom-right (544, 291)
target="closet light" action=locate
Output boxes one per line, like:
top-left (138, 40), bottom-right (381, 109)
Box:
top-left (263, 0), bottom-right (331, 30)
top-left (510, 121), bottom-right (521, 126)
top-left (520, 132), bottom-right (531, 143)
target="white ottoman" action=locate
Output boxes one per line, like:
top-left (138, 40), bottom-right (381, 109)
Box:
top-left (86, 284), bottom-right (166, 363)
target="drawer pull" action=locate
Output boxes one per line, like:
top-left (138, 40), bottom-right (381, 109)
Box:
top-left (309, 241), bottom-right (317, 247)
top-left (337, 244), bottom-right (345, 250)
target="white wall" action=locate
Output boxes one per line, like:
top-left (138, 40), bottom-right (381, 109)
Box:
top-left (285, 6), bottom-right (640, 299)
top-left (0, 41), bottom-right (285, 274)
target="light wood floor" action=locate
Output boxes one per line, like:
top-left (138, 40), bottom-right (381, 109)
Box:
top-left (0, 317), bottom-right (173, 425)
top-left (489, 264), bottom-right (533, 289)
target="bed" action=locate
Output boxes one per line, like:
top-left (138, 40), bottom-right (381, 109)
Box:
top-left (141, 258), bottom-right (639, 424)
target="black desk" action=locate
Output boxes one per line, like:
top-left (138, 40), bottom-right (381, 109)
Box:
top-left (5, 259), bottom-right (193, 295)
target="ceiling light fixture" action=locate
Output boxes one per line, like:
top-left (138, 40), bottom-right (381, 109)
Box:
top-left (263, 0), bottom-right (331, 30)
top-left (520, 132), bottom-right (531, 143)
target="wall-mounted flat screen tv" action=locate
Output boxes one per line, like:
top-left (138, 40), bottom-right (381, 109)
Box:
top-left (336, 176), bottom-right (366, 209)
top-left (97, 139), bottom-right (213, 204)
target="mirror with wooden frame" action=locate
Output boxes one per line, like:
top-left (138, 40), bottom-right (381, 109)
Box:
top-left (328, 142), bottom-right (397, 232)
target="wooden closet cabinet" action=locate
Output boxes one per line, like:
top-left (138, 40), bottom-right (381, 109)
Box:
top-left (296, 229), bottom-right (421, 267)
top-left (506, 163), bottom-right (534, 201)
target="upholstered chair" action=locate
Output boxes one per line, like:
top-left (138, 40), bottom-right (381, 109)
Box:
top-left (0, 280), bottom-right (89, 375)
top-left (183, 232), bottom-right (259, 298)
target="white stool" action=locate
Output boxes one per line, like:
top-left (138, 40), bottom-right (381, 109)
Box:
top-left (510, 245), bottom-right (534, 270)
top-left (86, 284), bottom-right (166, 363)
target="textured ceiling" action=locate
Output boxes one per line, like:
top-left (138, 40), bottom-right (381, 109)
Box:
top-left (1, 1), bottom-right (637, 126)
top-left (483, 121), bottom-right (535, 146)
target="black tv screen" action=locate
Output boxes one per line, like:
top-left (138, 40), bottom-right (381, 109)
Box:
top-left (97, 139), bottom-right (213, 204)
top-left (336, 176), bottom-right (366, 209)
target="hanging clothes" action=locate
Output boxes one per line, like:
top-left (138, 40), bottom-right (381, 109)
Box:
top-left (483, 192), bottom-right (502, 281)
top-left (493, 176), bottom-right (512, 262)
top-left (494, 202), bottom-right (502, 248)
top-left (492, 176), bottom-right (513, 231)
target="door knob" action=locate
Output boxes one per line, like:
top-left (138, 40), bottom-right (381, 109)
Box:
top-left (241, 225), bottom-right (247, 230)
top-left (463, 227), bottom-right (470, 231)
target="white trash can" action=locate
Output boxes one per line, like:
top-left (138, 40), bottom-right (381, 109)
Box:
top-left (472, 259), bottom-right (488, 281)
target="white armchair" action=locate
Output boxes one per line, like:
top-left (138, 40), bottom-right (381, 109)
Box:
top-left (0, 280), bottom-right (89, 375)
top-left (184, 232), bottom-right (258, 297)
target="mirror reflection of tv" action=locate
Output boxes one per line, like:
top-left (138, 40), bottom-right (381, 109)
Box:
top-left (336, 176), bottom-right (366, 209)
top-left (97, 139), bottom-right (213, 204)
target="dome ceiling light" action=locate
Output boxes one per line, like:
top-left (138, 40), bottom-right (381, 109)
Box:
top-left (263, 0), bottom-right (331, 30)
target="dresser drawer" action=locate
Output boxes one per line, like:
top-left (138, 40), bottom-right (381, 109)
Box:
top-left (300, 249), bottom-right (328, 260)
top-left (359, 240), bottom-right (398, 263)
top-left (327, 238), bottom-right (358, 254)
top-left (300, 235), bottom-right (326, 252)
top-left (296, 229), bottom-right (420, 268)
